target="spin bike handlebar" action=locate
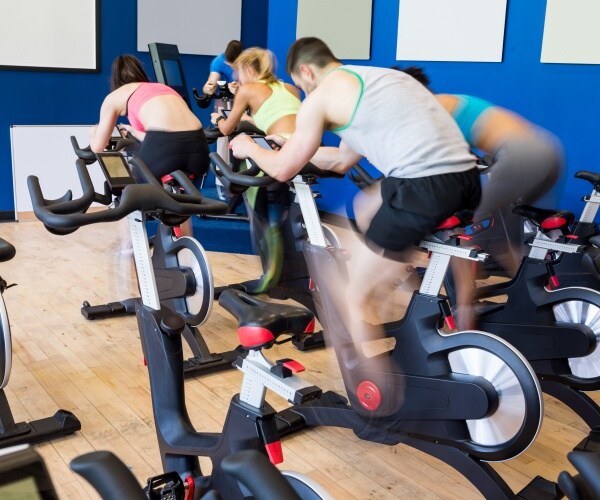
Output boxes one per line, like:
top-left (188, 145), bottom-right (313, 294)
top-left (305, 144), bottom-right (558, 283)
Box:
top-left (209, 151), bottom-right (344, 190)
top-left (71, 135), bottom-right (139, 165)
top-left (348, 164), bottom-right (378, 188)
top-left (70, 136), bottom-right (97, 164)
top-left (192, 85), bottom-right (234, 109)
top-left (31, 159), bottom-right (108, 215)
top-left (204, 121), bottom-right (266, 144)
top-left (70, 451), bottom-right (147, 500)
top-left (0, 238), bottom-right (16, 262)
top-left (28, 157), bottom-right (227, 231)
top-left (210, 152), bottom-right (273, 188)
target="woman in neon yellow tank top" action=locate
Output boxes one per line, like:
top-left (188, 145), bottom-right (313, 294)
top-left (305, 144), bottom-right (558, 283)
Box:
top-left (211, 47), bottom-right (300, 137)
top-left (211, 48), bottom-right (301, 293)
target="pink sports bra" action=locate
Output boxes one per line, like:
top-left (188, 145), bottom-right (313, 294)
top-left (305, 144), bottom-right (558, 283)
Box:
top-left (126, 82), bottom-right (180, 132)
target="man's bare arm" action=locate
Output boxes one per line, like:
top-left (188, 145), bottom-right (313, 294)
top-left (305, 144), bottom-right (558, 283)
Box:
top-left (202, 71), bottom-right (221, 95)
top-left (229, 92), bottom-right (327, 181)
top-left (310, 141), bottom-right (363, 174)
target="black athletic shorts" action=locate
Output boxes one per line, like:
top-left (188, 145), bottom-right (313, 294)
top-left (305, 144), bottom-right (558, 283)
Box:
top-left (365, 168), bottom-right (481, 253)
top-left (138, 129), bottom-right (210, 180)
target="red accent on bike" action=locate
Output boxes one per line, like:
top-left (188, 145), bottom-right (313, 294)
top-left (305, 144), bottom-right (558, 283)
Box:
top-left (445, 315), bottom-right (457, 330)
top-left (436, 215), bottom-right (461, 230)
top-left (184, 476), bottom-right (195, 500)
top-left (548, 275), bottom-right (560, 290)
top-left (357, 381), bottom-right (382, 411)
top-left (308, 278), bottom-right (316, 291)
top-left (457, 234), bottom-right (472, 240)
top-left (237, 326), bottom-right (275, 348)
top-left (161, 174), bottom-right (174, 184)
top-left (265, 441), bottom-right (284, 464)
top-left (541, 216), bottom-right (567, 230)
top-left (304, 317), bottom-right (316, 334)
top-left (282, 359), bottom-right (305, 373)
top-left (173, 226), bottom-right (182, 238)
top-left (565, 234), bottom-right (579, 240)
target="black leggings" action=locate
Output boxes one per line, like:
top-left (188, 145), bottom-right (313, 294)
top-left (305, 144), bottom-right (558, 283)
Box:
top-left (138, 129), bottom-right (210, 180)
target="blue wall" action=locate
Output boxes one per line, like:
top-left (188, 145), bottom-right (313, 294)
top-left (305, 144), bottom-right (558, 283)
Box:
top-left (0, 0), bottom-right (268, 216)
top-left (267, 0), bottom-right (600, 217)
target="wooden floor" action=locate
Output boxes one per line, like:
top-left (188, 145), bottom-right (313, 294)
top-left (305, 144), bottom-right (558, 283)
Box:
top-left (0, 219), bottom-right (595, 499)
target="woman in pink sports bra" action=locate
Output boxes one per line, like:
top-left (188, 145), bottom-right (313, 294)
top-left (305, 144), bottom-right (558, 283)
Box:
top-left (89, 55), bottom-right (209, 180)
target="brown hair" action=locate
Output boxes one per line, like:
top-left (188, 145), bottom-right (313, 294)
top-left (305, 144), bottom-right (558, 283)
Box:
top-left (224, 40), bottom-right (243, 63)
top-left (391, 65), bottom-right (431, 89)
top-left (286, 37), bottom-right (340, 76)
top-left (234, 47), bottom-right (278, 85)
top-left (110, 55), bottom-right (149, 91)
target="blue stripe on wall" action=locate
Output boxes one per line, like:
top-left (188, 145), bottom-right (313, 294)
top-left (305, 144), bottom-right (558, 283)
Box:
top-left (267, 0), bottom-right (600, 217)
top-left (0, 0), bottom-right (268, 213)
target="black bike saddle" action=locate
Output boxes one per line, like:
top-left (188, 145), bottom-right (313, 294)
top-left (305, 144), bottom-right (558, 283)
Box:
top-left (219, 289), bottom-right (314, 350)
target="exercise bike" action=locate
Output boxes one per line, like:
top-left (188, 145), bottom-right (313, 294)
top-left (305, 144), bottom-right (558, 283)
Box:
top-left (70, 137), bottom-right (244, 377)
top-left (27, 154), bottom-right (331, 499)
top-left (352, 164), bottom-right (600, 435)
top-left (209, 150), bottom-right (600, 498)
top-left (469, 204), bottom-right (600, 431)
top-left (471, 169), bottom-right (600, 288)
top-left (0, 443), bottom-right (323, 500)
top-left (0, 238), bottom-right (80, 447)
top-left (211, 134), bottom-right (340, 351)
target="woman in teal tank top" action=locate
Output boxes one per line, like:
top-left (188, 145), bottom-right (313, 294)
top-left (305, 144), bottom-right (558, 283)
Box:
top-left (450, 95), bottom-right (495, 145)
top-left (396, 66), bottom-right (564, 329)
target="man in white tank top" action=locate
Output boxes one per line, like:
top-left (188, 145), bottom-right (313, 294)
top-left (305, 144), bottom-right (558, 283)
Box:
top-left (230, 38), bottom-right (480, 357)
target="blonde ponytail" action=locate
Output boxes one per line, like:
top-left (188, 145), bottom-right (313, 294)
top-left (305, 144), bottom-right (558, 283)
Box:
top-left (234, 47), bottom-right (278, 85)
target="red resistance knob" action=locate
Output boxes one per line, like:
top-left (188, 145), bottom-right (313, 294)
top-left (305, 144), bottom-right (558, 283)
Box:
top-left (356, 380), bottom-right (382, 411)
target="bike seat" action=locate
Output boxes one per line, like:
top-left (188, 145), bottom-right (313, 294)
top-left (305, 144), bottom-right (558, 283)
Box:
top-left (512, 205), bottom-right (575, 229)
top-left (0, 238), bottom-right (16, 262)
top-left (436, 211), bottom-right (473, 230)
top-left (219, 289), bottom-right (315, 350)
top-left (575, 171), bottom-right (600, 187)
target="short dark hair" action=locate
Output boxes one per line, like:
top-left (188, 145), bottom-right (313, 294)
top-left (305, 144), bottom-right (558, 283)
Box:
top-left (224, 40), bottom-right (243, 63)
top-left (110, 55), bottom-right (149, 91)
top-left (391, 65), bottom-right (431, 89)
top-left (286, 37), bottom-right (340, 75)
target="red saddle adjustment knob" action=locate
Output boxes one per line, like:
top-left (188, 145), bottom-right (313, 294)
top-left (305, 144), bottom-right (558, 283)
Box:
top-left (270, 358), bottom-right (305, 378)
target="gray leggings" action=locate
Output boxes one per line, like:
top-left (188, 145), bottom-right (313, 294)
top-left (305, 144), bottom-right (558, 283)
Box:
top-left (475, 132), bottom-right (563, 219)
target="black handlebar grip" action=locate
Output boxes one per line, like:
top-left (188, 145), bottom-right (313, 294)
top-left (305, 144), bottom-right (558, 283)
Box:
top-left (209, 152), bottom-right (274, 188)
top-left (568, 450), bottom-right (600, 497)
top-left (221, 450), bottom-right (301, 500)
top-left (301, 162), bottom-right (345, 179)
top-left (70, 136), bottom-right (97, 164)
top-left (27, 160), bottom-right (96, 216)
top-left (0, 238), bottom-right (16, 262)
top-left (70, 451), bottom-right (146, 500)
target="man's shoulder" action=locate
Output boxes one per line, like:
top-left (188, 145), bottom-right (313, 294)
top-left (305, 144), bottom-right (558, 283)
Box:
top-left (210, 52), bottom-right (226, 71)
